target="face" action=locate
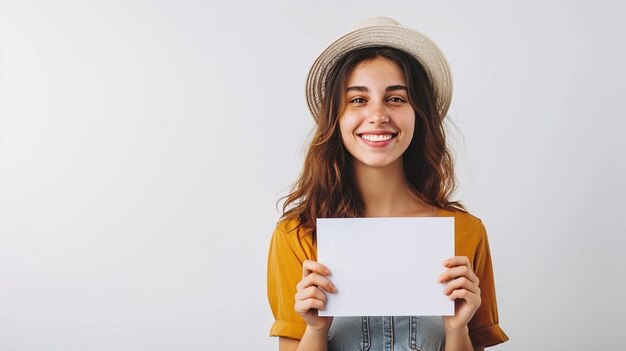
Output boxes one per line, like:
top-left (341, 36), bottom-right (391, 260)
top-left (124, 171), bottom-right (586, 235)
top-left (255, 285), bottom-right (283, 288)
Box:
top-left (339, 56), bottom-right (415, 169)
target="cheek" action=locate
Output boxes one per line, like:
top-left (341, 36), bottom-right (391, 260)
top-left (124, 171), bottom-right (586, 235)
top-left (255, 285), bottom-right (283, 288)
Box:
top-left (338, 115), bottom-right (357, 139)
top-left (338, 117), bottom-right (360, 155)
top-left (402, 113), bottom-right (416, 137)
top-left (407, 121), bottom-right (416, 138)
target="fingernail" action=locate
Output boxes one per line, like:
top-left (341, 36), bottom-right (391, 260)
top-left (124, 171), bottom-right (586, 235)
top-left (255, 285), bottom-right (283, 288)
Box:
top-left (443, 260), bottom-right (450, 266)
top-left (324, 268), bottom-right (331, 275)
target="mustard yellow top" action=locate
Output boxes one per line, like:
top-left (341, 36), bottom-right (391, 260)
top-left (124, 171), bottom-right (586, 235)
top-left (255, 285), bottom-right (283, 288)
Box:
top-left (267, 208), bottom-right (509, 348)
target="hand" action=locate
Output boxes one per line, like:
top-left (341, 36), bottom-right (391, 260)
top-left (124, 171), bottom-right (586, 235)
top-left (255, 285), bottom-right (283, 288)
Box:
top-left (438, 256), bottom-right (481, 332)
top-left (295, 260), bottom-right (336, 333)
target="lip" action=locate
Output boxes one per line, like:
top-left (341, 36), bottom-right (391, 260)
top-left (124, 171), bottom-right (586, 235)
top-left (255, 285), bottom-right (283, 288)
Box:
top-left (357, 132), bottom-right (397, 148)
top-left (358, 130), bottom-right (397, 135)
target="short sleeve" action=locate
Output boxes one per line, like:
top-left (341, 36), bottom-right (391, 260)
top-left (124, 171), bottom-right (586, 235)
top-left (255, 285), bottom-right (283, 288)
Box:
top-left (468, 221), bottom-right (509, 348)
top-left (267, 220), bottom-right (316, 339)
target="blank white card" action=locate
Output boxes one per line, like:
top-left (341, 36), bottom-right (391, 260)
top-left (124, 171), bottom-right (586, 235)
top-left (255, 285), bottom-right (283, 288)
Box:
top-left (317, 217), bottom-right (454, 316)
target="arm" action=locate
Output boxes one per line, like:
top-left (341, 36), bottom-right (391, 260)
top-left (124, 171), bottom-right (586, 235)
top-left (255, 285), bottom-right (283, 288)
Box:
top-left (279, 337), bottom-right (299, 351)
top-left (279, 260), bottom-right (335, 351)
top-left (439, 256), bottom-right (482, 351)
top-left (443, 326), bottom-right (484, 351)
top-left (279, 327), bottom-right (329, 351)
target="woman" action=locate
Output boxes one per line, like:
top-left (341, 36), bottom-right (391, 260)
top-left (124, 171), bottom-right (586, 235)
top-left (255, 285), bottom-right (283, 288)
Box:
top-left (267, 17), bottom-right (508, 351)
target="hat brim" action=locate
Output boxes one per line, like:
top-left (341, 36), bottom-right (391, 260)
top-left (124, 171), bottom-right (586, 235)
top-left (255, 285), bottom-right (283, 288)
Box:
top-left (305, 24), bottom-right (452, 121)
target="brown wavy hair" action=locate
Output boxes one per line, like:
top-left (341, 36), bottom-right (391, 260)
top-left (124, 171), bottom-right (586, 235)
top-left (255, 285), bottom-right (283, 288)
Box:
top-left (279, 47), bottom-right (465, 236)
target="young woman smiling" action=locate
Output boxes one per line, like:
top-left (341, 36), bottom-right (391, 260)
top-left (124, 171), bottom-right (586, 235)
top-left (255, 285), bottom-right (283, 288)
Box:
top-left (267, 17), bottom-right (508, 351)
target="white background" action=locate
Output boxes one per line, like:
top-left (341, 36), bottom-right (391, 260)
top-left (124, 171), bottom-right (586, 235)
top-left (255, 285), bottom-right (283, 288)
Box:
top-left (1, 1), bottom-right (625, 350)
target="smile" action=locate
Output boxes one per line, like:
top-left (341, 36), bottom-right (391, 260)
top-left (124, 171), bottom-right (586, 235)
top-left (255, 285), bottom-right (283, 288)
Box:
top-left (359, 133), bottom-right (396, 142)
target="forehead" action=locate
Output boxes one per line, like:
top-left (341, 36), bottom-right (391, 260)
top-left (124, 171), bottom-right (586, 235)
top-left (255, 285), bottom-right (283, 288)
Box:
top-left (345, 56), bottom-right (406, 86)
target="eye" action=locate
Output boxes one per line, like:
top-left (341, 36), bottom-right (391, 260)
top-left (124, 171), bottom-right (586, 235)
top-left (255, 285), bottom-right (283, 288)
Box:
top-left (388, 96), bottom-right (406, 103)
top-left (349, 97), bottom-right (367, 104)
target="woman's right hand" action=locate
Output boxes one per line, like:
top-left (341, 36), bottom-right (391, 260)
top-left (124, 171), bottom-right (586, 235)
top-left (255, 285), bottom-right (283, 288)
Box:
top-left (295, 260), bottom-right (336, 333)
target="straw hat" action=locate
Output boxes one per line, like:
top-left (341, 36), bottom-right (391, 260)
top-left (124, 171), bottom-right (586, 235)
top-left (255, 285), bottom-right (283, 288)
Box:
top-left (305, 17), bottom-right (453, 121)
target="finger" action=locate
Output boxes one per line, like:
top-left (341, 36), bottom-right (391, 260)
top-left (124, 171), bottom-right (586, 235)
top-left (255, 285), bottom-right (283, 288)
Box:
top-left (295, 298), bottom-right (325, 314)
top-left (302, 260), bottom-right (331, 280)
top-left (295, 286), bottom-right (327, 303)
top-left (448, 288), bottom-right (481, 307)
top-left (438, 265), bottom-right (479, 285)
top-left (442, 276), bottom-right (481, 296)
top-left (297, 272), bottom-right (336, 292)
top-left (439, 265), bottom-right (478, 283)
top-left (443, 256), bottom-right (471, 269)
top-left (297, 273), bottom-right (336, 293)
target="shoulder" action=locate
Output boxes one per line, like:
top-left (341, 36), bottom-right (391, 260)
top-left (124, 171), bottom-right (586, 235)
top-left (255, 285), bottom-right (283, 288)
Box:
top-left (438, 208), bottom-right (488, 259)
top-left (438, 208), bottom-right (486, 235)
top-left (273, 217), bottom-right (313, 241)
top-left (273, 217), bottom-right (301, 235)
top-left (270, 217), bottom-right (316, 261)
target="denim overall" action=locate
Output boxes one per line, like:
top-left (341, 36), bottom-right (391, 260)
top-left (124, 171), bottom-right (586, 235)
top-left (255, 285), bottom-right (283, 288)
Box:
top-left (328, 316), bottom-right (445, 351)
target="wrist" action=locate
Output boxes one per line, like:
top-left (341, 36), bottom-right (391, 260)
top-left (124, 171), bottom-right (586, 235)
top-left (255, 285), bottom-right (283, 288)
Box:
top-left (443, 321), bottom-right (469, 336)
top-left (305, 324), bottom-right (331, 337)
top-left (443, 323), bottom-right (474, 351)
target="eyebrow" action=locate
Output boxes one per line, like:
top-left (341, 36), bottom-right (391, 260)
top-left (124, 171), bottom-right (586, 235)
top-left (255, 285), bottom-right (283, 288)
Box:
top-left (346, 85), bottom-right (408, 92)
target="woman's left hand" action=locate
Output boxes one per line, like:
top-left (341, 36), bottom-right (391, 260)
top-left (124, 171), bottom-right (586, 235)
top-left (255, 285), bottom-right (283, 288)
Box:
top-left (438, 256), bottom-right (481, 332)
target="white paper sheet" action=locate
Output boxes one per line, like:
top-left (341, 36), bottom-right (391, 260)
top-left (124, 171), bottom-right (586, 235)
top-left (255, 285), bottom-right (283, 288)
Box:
top-left (316, 217), bottom-right (454, 316)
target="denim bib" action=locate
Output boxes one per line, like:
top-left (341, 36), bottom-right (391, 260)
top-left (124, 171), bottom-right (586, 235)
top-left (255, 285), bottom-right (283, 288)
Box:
top-left (328, 316), bottom-right (445, 351)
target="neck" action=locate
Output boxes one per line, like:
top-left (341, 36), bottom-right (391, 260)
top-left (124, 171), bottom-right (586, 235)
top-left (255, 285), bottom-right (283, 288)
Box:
top-left (353, 159), bottom-right (435, 217)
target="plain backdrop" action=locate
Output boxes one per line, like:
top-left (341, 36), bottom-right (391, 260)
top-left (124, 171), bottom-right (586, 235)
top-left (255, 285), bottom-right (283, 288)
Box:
top-left (1, 1), bottom-right (625, 350)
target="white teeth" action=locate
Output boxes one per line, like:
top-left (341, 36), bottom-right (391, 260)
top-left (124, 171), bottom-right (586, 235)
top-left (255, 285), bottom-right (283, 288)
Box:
top-left (361, 134), bottom-right (393, 142)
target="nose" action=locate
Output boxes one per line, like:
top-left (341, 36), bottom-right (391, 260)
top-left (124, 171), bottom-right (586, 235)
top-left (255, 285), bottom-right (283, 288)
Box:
top-left (367, 101), bottom-right (389, 124)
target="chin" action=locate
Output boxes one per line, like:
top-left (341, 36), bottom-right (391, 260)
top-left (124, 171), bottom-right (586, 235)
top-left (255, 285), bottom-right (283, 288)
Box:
top-left (355, 157), bottom-right (400, 169)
